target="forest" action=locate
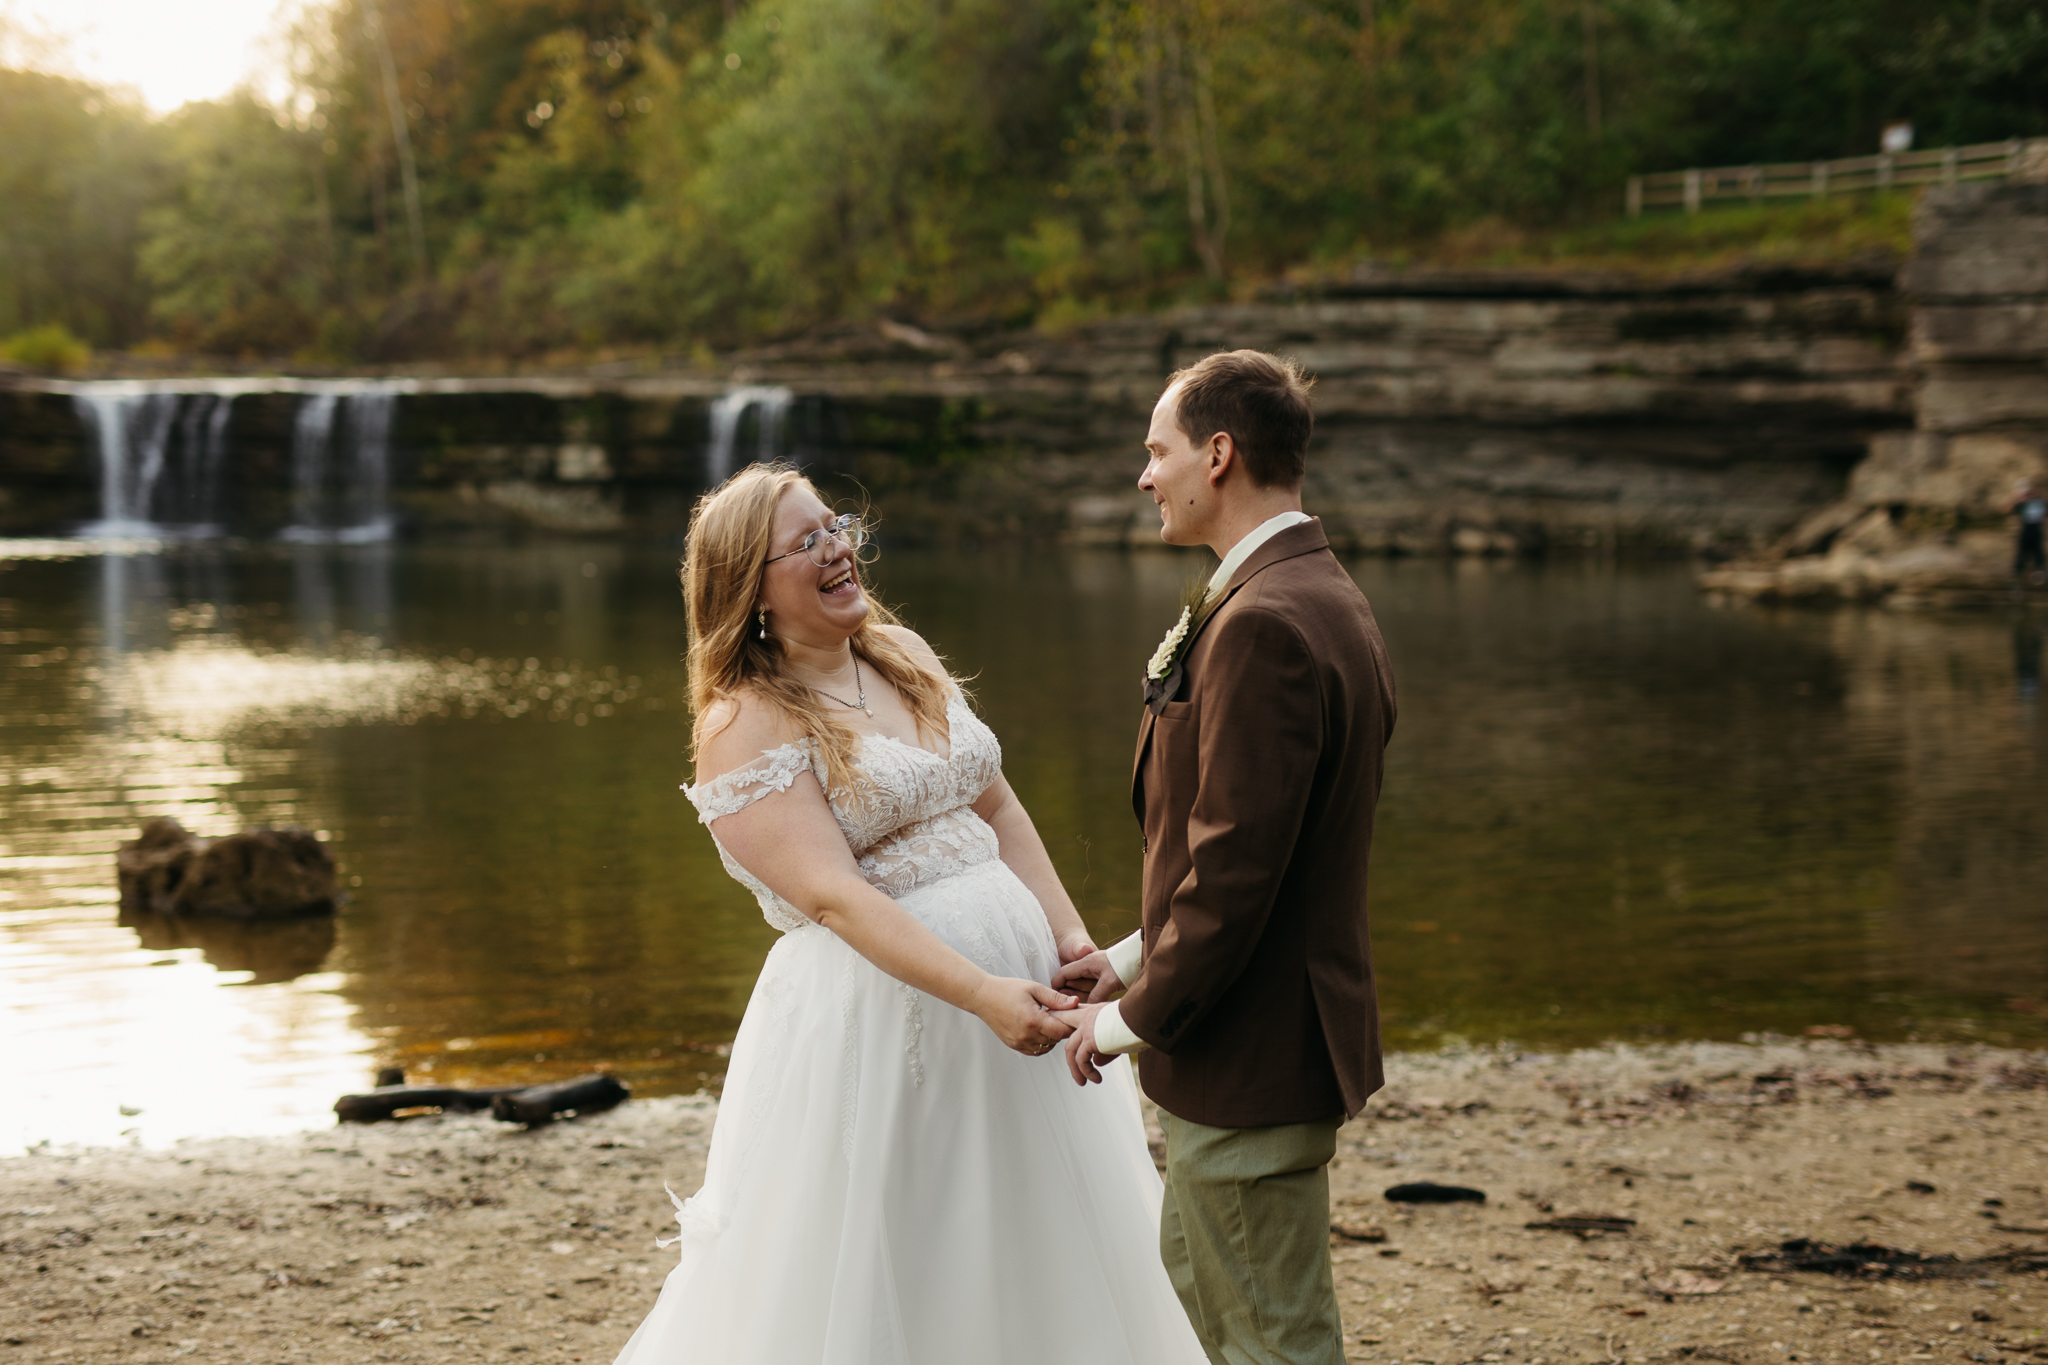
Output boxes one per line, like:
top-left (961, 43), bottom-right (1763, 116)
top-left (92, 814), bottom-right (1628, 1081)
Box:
top-left (2, 0), bottom-right (2044, 363)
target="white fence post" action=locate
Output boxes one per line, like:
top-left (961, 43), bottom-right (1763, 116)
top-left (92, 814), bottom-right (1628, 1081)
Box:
top-left (1626, 176), bottom-right (1642, 217)
top-left (1683, 168), bottom-right (1701, 214)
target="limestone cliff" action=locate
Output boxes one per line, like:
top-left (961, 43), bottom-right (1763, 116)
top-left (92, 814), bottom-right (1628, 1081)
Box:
top-left (1702, 166), bottom-right (2048, 607)
top-left (2, 265), bottom-right (1911, 552)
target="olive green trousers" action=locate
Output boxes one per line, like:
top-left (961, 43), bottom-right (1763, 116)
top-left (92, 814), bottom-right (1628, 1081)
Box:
top-left (1157, 1109), bottom-right (1347, 1365)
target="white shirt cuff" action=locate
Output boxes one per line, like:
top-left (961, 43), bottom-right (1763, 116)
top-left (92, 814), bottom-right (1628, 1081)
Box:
top-left (1093, 1001), bottom-right (1149, 1056)
top-left (1104, 930), bottom-right (1144, 989)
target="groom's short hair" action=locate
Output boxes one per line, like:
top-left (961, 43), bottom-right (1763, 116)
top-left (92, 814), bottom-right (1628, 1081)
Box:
top-left (1166, 350), bottom-right (1316, 488)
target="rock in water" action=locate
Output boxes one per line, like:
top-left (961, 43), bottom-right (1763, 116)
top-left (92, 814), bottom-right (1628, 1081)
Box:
top-left (116, 817), bottom-right (337, 919)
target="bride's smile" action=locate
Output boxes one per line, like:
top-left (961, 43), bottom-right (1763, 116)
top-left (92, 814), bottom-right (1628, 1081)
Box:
top-left (756, 486), bottom-right (872, 654)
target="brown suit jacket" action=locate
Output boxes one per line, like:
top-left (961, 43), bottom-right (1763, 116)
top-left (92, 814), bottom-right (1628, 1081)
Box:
top-left (1120, 519), bottom-right (1396, 1128)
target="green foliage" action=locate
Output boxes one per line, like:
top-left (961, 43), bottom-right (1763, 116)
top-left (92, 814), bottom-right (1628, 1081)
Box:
top-left (1372, 193), bottom-right (1919, 273)
top-left (0, 322), bottom-right (91, 372)
top-left (138, 96), bottom-right (334, 355)
top-left (0, 0), bottom-right (2043, 359)
top-left (0, 68), bottom-right (165, 346)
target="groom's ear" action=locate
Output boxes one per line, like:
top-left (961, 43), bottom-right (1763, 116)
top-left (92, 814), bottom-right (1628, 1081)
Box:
top-left (1205, 431), bottom-right (1238, 487)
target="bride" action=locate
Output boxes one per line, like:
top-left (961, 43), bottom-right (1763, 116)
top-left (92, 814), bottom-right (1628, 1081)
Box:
top-left (612, 466), bottom-right (1203, 1364)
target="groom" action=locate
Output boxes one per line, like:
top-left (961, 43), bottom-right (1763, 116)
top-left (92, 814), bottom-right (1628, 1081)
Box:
top-left (1055, 349), bottom-right (1396, 1365)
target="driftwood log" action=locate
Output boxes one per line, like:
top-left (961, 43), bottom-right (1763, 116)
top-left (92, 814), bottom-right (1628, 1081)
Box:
top-left (334, 1085), bottom-right (523, 1123)
top-left (490, 1074), bottom-right (631, 1125)
top-left (334, 1071), bottom-right (630, 1124)
top-left (117, 817), bottom-right (336, 919)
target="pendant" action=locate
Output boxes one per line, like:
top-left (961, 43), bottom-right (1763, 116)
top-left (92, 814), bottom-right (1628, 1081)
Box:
top-left (864, 707), bottom-right (875, 718)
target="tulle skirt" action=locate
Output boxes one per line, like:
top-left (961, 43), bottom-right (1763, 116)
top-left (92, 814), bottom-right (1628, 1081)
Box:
top-left (611, 859), bottom-right (1204, 1365)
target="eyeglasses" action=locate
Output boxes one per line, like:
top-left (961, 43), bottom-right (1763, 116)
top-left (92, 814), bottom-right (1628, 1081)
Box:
top-left (765, 514), bottom-right (869, 567)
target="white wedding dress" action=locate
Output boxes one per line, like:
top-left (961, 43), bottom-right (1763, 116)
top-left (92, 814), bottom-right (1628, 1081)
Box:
top-left (612, 690), bottom-right (1204, 1365)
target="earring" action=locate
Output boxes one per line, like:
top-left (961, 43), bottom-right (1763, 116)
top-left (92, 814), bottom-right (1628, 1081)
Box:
top-left (757, 609), bottom-right (768, 641)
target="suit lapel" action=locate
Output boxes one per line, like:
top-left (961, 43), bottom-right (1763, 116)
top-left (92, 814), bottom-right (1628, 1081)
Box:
top-left (1129, 519), bottom-right (1331, 818)
top-left (1130, 706), bottom-right (1155, 822)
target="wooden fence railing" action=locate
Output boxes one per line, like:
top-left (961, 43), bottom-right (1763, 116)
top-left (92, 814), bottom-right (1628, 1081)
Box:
top-left (1626, 139), bottom-right (2041, 216)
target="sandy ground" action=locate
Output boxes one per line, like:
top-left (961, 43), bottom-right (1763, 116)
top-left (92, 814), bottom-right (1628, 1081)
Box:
top-left (3, 1040), bottom-right (2044, 1365)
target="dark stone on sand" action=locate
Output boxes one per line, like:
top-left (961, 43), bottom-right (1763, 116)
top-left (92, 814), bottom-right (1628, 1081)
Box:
top-left (1385, 1181), bottom-right (1486, 1204)
top-left (116, 817), bottom-right (337, 920)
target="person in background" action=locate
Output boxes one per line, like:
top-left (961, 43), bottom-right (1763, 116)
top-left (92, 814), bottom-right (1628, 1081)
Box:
top-left (2011, 480), bottom-right (2047, 585)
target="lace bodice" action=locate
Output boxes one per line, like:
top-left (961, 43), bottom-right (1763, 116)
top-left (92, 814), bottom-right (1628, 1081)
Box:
top-left (685, 692), bottom-right (1005, 933)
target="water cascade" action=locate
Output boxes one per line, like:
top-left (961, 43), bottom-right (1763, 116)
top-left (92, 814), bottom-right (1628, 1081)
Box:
top-left (706, 386), bottom-right (794, 485)
top-left (74, 388), bottom-right (234, 537)
top-left (281, 383), bottom-right (399, 544)
top-left (66, 379), bottom-right (404, 542)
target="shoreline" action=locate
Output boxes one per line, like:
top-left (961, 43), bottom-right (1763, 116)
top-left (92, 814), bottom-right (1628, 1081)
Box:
top-left (4, 1039), bottom-right (2043, 1364)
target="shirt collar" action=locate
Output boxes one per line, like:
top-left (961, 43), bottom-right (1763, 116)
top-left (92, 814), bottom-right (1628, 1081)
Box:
top-left (1206, 510), bottom-right (1313, 600)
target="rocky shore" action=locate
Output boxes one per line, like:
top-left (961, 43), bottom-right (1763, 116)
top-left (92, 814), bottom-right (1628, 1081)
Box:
top-left (4, 1039), bottom-right (2043, 1365)
top-left (1699, 180), bottom-right (2048, 609)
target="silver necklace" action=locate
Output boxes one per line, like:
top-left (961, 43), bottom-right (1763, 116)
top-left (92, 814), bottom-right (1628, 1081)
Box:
top-left (807, 655), bottom-right (873, 718)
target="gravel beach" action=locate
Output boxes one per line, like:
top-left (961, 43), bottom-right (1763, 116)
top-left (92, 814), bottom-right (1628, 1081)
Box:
top-left (4, 1039), bottom-right (2043, 1365)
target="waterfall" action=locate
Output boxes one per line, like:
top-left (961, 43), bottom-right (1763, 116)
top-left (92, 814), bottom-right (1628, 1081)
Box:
top-left (279, 382), bottom-right (400, 544)
top-left (75, 390), bottom-right (204, 536)
top-left (706, 386), bottom-right (794, 485)
top-left (284, 394), bottom-right (340, 540)
top-left (69, 378), bottom-right (405, 542)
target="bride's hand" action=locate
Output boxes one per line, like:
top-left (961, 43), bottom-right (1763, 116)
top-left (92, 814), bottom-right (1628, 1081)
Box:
top-left (1055, 930), bottom-right (1098, 967)
top-left (969, 977), bottom-right (1078, 1055)
top-left (1050, 948), bottom-right (1122, 1004)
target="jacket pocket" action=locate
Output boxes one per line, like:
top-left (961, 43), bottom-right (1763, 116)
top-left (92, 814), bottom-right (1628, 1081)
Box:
top-left (1157, 700), bottom-right (1196, 722)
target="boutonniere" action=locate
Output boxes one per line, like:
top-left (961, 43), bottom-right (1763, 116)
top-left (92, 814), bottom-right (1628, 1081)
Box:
top-left (1142, 576), bottom-right (1214, 712)
top-left (1146, 607), bottom-right (1192, 682)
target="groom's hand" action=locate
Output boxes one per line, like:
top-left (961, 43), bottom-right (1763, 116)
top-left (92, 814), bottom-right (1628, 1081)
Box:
top-left (1062, 1003), bottom-right (1113, 1086)
top-left (1051, 949), bottom-right (1123, 1004)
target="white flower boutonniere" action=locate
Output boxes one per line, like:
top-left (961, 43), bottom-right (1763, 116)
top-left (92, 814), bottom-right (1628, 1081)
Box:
top-left (1146, 606), bottom-right (1193, 681)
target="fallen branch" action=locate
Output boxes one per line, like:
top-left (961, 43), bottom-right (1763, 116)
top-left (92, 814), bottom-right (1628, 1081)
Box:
top-left (489, 1074), bottom-right (630, 1125)
top-left (334, 1085), bottom-right (522, 1123)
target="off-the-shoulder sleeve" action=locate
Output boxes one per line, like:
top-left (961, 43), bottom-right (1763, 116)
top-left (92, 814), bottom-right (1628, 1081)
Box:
top-left (683, 742), bottom-right (818, 824)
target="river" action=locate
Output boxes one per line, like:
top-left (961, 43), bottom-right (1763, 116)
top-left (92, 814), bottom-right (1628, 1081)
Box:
top-left (2, 541), bottom-right (2043, 1149)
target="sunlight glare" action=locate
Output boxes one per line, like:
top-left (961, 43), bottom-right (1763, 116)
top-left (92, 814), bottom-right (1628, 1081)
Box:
top-left (1, 0), bottom-right (292, 113)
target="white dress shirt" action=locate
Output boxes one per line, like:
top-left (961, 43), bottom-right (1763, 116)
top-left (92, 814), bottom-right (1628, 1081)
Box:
top-left (1091, 509), bottom-right (1313, 1056)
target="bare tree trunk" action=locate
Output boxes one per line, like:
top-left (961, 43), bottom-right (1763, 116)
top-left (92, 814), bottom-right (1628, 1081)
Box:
top-left (1358, 0), bottom-right (1377, 83)
top-left (311, 140), bottom-right (336, 306)
top-left (1580, 0), bottom-right (1602, 141)
top-left (366, 0), bottom-right (430, 283)
top-left (368, 121), bottom-right (391, 297)
top-left (1141, 6), bottom-right (1165, 173)
top-left (1163, 10), bottom-right (1225, 281)
top-left (1193, 44), bottom-right (1229, 278)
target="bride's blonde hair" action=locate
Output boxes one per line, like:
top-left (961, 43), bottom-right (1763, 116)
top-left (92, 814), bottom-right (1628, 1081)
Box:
top-left (682, 464), bottom-right (951, 786)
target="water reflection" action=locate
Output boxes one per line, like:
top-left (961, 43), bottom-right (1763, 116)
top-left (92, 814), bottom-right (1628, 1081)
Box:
top-left (2, 543), bottom-right (2044, 1151)
top-left (119, 906), bottom-right (339, 985)
top-left (2015, 611), bottom-right (2042, 706)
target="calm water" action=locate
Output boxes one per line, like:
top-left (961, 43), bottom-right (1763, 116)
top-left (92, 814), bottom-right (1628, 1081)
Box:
top-left (3, 542), bottom-right (2044, 1149)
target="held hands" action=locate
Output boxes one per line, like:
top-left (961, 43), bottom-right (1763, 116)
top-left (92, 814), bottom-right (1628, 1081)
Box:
top-left (970, 976), bottom-right (1078, 1056)
top-left (1050, 948), bottom-right (1124, 1004)
top-left (1061, 1003), bottom-right (1114, 1086)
